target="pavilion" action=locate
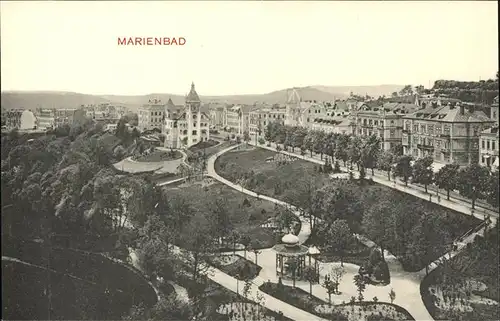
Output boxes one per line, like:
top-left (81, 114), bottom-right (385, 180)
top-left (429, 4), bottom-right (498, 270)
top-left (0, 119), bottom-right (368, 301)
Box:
top-left (272, 233), bottom-right (309, 279)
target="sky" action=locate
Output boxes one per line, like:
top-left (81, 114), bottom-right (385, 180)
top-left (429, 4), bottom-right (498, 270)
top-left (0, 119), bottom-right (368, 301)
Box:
top-left (1, 1), bottom-right (498, 96)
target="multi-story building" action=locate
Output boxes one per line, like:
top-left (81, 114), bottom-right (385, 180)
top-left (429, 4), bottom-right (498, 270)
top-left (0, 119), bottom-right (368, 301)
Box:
top-left (2, 109), bottom-right (24, 129)
top-left (351, 102), bottom-right (418, 150)
top-left (210, 105), bottom-right (226, 128)
top-left (249, 105), bottom-right (286, 138)
top-left (285, 88), bottom-right (328, 129)
top-left (402, 102), bottom-right (494, 167)
top-left (479, 126), bottom-right (499, 169)
top-left (36, 109), bottom-right (55, 130)
top-left (163, 83), bottom-right (210, 148)
top-left (225, 105), bottom-right (252, 134)
top-left (54, 108), bottom-right (77, 127)
top-left (138, 99), bottom-right (165, 132)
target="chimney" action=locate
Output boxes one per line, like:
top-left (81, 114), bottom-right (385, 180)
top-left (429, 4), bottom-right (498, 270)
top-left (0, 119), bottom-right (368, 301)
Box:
top-left (459, 104), bottom-right (464, 115)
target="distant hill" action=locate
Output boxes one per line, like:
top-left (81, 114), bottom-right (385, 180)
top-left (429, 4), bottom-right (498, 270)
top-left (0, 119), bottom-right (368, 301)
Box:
top-left (1, 85), bottom-right (403, 112)
top-left (311, 85), bottom-right (405, 98)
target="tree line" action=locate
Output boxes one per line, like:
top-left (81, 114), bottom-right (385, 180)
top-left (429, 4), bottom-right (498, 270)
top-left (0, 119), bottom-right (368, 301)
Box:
top-left (263, 122), bottom-right (499, 209)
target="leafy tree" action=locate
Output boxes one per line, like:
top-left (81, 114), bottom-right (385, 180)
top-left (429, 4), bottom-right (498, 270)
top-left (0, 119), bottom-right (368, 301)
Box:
top-left (313, 131), bottom-right (327, 160)
top-left (303, 131), bottom-right (316, 157)
top-left (485, 169), bottom-right (499, 207)
top-left (330, 265), bottom-right (345, 294)
top-left (335, 134), bottom-right (349, 166)
top-left (411, 156), bottom-right (434, 193)
top-left (399, 85), bottom-right (413, 96)
top-left (434, 163), bottom-right (460, 200)
top-left (209, 197), bottom-right (232, 246)
top-left (362, 197), bottom-right (397, 259)
top-left (303, 265), bottom-right (317, 297)
top-left (322, 274), bottom-right (337, 305)
top-left (347, 136), bottom-right (363, 170)
top-left (377, 150), bottom-right (394, 180)
top-left (361, 135), bottom-right (381, 175)
top-left (283, 177), bottom-right (320, 231)
top-left (319, 219), bottom-right (353, 267)
top-left (394, 155), bottom-right (413, 186)
top-left (457, 164), bottom-right (490, 209)
top-left (353, 274), bottom-right (366, 302)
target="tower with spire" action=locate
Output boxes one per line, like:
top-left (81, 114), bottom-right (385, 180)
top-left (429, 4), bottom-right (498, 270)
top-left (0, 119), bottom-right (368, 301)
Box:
top-left (163, 82), bottom-right (210, 149)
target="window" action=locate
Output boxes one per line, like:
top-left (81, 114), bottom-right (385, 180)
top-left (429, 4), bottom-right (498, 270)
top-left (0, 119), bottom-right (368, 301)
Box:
top-left (192, 130), bottom-right (197, 135)
top-left (390, 129), bottom-right (395, 138)
top-left (493, 141), bottom-right (496, 150)
top-left (482, 140), bottom-right (485, 149)
top-left (487, 141), bottom-right (490, 149)
top-left (391, 120), bottom-right (395, 125)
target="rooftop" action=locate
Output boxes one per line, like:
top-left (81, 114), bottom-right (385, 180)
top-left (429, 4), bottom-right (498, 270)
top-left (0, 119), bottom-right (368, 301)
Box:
top-left (405, 103), bottom-right (493, 123)
top-left (186, 82), bottom-right (201, 102)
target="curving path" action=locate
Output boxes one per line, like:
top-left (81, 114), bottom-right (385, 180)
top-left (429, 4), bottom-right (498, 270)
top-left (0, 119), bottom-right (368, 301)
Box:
top-left (206, 143), bottom-right (490, 321)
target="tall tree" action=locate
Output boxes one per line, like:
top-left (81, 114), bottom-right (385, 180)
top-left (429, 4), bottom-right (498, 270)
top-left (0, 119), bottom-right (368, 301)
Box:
top-left (457, 164), bottom-right (490, 209)
top-left (485, 169), bottom-right (499, 208)
top-left (411, 156), bottom-right (434, 193)
top-left (434, 163), bottom-right (460, 200)
top-left (347, 136), bottom-right (363, 170)
top-left (394, 155), bottom-right (413, 186)
top-left (318, 219), bottom-right (353, 267)
top-left (377, 150), bottom-right (394, 180)
top-left (362, 197), bottom-right (396, 259)
top-left (361, 135), bottom-right (381, 175)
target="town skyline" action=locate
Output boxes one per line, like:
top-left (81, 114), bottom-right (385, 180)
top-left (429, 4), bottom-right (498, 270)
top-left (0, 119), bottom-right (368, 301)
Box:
top-left (1, 1), bottom-right (498, 96)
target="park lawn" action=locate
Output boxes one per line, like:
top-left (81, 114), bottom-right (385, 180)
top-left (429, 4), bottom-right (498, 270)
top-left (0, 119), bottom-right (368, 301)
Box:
top-left (164, 181), bottom-right (286, 249)
top-left (215, 148), bottom-right (481, 272)
top-left (135, 150), bottom-right (182, 162)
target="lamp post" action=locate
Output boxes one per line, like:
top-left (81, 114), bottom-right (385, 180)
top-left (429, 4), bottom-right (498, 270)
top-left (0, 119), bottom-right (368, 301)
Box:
top-left (308, 246), bottom-right (320, 282)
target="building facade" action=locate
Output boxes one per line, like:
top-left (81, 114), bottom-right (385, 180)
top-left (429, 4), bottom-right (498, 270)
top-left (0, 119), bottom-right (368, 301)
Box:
top-left (2, 109), bottom-right (24, 129)
top-left (138, 99), bottom-right (165, 132)
top-left (351, 103), bottom-right (418, 150)
top-left (479, 127), bottom-right (499, 169)
top-left (249, 105), bottom-right (286, 137)
top-left (35, 109), bottom-right (55, 130)
top-left (163, 83), bottom-right (210, 148)
top-left (402, 103), bottom-right (494, 167)
top-left (225, 105), bottom-right (251, 134)
top-left (210, 106), bottom-right (226, 128)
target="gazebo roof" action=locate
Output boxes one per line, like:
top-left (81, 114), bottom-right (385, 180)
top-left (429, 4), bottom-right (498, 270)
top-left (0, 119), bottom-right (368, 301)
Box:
top-left (281, 233), bottom-right (299, 245)
top-left (272, 243), bottom-right (309, 257)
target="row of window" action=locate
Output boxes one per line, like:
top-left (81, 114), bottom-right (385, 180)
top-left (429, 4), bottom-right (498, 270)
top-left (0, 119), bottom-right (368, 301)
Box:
top-left (358, 118), bottom-right (394, 127)
top-left (258, 114), bottom-right (285, 119)
top-left (481, 139), bottom-right (497, 151)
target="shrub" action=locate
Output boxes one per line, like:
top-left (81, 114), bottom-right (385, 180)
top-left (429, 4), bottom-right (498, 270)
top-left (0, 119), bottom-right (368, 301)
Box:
top-left (258, 138), bottom-right (265, 145)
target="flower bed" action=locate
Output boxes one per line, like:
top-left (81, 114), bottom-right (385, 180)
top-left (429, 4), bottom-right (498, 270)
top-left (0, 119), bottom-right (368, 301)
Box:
top-left (259, 282), bottom-right (414, 321)
top-left (420, 231), bottom-right (499, 321)
top-left (134, 150), bottom-right (182, 162)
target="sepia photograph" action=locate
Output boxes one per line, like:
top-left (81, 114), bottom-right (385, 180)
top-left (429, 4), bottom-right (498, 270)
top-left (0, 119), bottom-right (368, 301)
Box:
top-left (1, 1), bottom-right (499, 321)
